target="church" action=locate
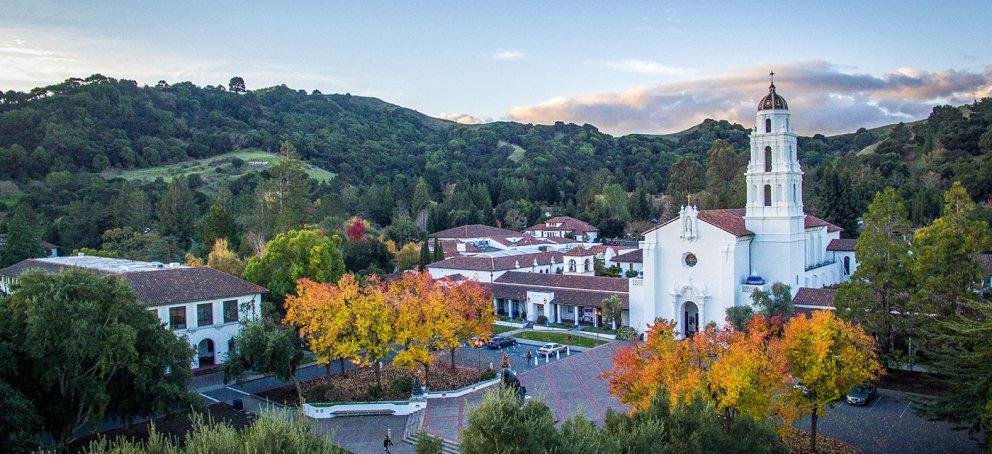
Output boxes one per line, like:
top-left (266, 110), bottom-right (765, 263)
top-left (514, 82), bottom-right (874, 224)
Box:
top-left (629, 79), bottom-right (855, 337)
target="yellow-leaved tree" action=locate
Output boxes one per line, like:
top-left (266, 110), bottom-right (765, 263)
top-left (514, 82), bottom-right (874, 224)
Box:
top-left (394, 242), bottom-right (422, 271)
top-left (707, 317), bottom-right (789, 423)
top-left (781, 310), bottom-right (882, 452)
top-left (207, 238), bottom-right (246, 276)
top-left (391, 272), bottom-right (460, 388)
top-left (283, 277), bottom-right (360, 377)
top-left (445, 276), bottom-right (496, 369)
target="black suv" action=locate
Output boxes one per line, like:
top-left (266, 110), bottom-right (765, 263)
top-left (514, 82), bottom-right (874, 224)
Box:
top-left (486, 336), bottom-right (517, 349)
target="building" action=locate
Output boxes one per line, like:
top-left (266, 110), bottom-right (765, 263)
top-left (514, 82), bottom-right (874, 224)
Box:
top-left (427, 250), bottom-right (566, 282)
top-left (525, 216), bottom-right (599, 242)
top-left (0, 235), bottom-right (58, 258)
top-left (629, 80), bottom-right (855, 337)
top-left (488, 271), bottom-right (629, 327)
top-left (608, 249), bottom-right (643, 277)
top-left (0, 255), bottom-right (266, 369)
top-left (826, 238), bottom-right (858, 278)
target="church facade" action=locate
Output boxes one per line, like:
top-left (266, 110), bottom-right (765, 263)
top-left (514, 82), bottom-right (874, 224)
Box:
top-left (629, 81), bottom-right (852, 336)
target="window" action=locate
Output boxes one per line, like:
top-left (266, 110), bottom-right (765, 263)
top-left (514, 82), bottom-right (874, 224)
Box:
top-left (223, 300), bottom-right (239, 323)
top-left (763, 185), bottom-right (772, 206)
top-left (197, 303), bottom-right (213, 327)
top-left (843, 256), bottom-right (851, 275)
top-left (684, 253), bottom-right (697, 267)
top-left (765, 118), bottom-right (772, 133)
top-left (169, 306), bottom-right (187, 330)
top-left (764, 146), bottom-right (772, 172)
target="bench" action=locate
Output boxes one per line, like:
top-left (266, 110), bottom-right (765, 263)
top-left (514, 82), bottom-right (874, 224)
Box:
top-left (330, 408), bottom-right (396, 417)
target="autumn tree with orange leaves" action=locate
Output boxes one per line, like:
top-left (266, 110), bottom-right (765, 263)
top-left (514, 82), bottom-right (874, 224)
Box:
top-left (445, 277), bottom-right (496, 368)
top-left (391, 272), bottom-right (460, 387)
top-left (284, 277), bottom-right (361, 377)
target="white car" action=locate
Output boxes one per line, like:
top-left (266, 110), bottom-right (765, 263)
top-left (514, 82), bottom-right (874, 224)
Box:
top-left (537, 343), bottom-right (566, 356)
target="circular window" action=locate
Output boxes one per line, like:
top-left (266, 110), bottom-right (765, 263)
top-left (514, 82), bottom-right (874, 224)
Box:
top-left (684, 253), bottom-right (697, 267)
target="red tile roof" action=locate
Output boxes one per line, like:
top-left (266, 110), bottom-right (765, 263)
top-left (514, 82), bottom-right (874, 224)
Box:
top-left (646, 210), bottom-right (842, 237)
top-left (564, 246), bottom-right (596, 257)
top-left (487, 271), bottom-right (628, 308)
top-left (427, 251), bottom-right (565, 272)
top-left (525, 216), bottom-right (598, 233)
top-left (826, 238), bottom-right (857, 252)
top-left (429, 224), bottom-right (521, 239)
top-left (793, 287), bottom-right (837, 308)
top-left (611, 249), bottom-right (643, 263)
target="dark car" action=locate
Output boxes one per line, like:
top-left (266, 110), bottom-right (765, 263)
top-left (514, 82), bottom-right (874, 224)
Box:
top-left (846, 383), bottom-right (877, 405)
top-left (486, 336), bottom-right (517, 349)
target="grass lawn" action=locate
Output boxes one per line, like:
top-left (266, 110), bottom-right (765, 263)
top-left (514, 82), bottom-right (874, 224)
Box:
top-left (103, 149), bottom-right (336, 184)
top-left (492, 324), bottom-right (516, 335)
top-left (512, 330), bottom-right (608, 348)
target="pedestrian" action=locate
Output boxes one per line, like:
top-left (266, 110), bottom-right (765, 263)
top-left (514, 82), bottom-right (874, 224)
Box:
top-left (525, 350), bottom-right (533, 365)
top-left (384, 428), bottom-right (393, 453)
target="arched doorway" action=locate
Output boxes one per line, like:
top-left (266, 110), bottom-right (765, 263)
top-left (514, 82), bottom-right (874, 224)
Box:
top-left (682, 301), bottom-right (699, 337)
top-left (197, 338), bottom-right (215, 367)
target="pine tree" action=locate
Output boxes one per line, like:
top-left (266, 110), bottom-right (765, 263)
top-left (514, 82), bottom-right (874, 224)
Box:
top-left (157, 176), bottom-right (197, 248)
top-left (1, 205), bottom-right (41, 267)
top-left (200, 203), bottom-right (234, 248)
top-left (419, 241), bottom-right (432, 268)
top-left (432, 238), bottom-right (444, 262)
top-left (666, 156), bottom-right (705, 208)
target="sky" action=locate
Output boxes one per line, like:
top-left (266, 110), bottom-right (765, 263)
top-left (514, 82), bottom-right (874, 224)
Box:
top-left (2, 1), bottom-right (991, 135)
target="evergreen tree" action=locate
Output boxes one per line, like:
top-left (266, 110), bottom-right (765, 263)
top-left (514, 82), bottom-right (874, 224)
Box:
top-left (200, 203), bottom-right (235, 248)
top-left (835, 188), bottom-right (915, 364)
top-left (411, 177), bottom-right (432, 215)
top-left (815, 160), bottom-right (860, 236)
top-left (750, 282), bottom-right (794, 319)
top-left (913, 182), bottom-right (991, 317)
top-left (432, 237), bottom-right (444, 262)
top-left (419, 241), bottom-right (432, 268)
top-left (157, 176), bottom-right (197, 248)
top-left (666, 156), bottom-right (705, 208)
top-left (0, 205), bottom-right (41, 267)
top-left (262, 141), bottom-right (310, 234)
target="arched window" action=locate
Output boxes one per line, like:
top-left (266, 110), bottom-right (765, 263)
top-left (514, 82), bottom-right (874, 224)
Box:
top-left (763, 185), bottom-right (772, 206)
top-left (764, 118), bottom-right (772, 133)
top-left (843, 256), bottom-right (851, 275)
top-left (583, 259), bottom-right (590, 272)
top-left (764, 146), bottom-right (772, 172)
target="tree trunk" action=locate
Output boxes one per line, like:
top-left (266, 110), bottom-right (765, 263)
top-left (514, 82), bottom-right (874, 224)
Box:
top-left (339, 358), bottom-right (347, 377)
top-left (374, 361), bottom-right (383, 390)
top-left (293, 375), bottom-right (304, 406)
top-left (810, 407), bottom-right (819, 453)
top-left (450, 348), bottom-right (457, 370)
top-left (423, 362), bottom-right (431, 389)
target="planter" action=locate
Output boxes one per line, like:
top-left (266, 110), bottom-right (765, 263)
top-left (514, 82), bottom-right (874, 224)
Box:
top-left (304, 399), bottom-right (426, 418)
top-left (424, 377), bottom-right (500, 399)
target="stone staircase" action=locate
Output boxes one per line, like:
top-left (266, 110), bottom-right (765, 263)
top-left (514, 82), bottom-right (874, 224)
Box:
top-left (402, 410), bottom-right (459, 454)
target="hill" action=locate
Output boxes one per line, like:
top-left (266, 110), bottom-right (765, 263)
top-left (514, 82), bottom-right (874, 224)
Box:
top-left (103, 150), bottom-right (336, 186)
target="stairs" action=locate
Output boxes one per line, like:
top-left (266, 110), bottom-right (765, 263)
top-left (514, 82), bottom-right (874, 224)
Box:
top-left (402, 410), bottom-right (460, 454)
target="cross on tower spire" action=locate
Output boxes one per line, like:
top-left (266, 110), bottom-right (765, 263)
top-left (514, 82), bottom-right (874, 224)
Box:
top-left (769, 71), bottom-right (776, 90)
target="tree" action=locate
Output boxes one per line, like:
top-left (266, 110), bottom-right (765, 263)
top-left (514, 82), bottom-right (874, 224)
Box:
top-left (207, 238), bottom-right (245, 276)
top-left (781, 311), bottom-right (882, 453)
top-left (419, 241), bottom-right (432, 269)
top-left (392, 272), bottom-right (460, 387)
top-left (432, 237), bottom-right (444, 262)
top-left (395, 241), bottom-right (422, 271)
top-left (242, 229), bottom-right (345, 313)
top-left (345, 216), bottom-right (366, 242)
top-left (348, 275), bottom-right (397, 390)
top-left (835, 188), bottom-right (914, 364)
top-left (0, 204), bottom-right (41, 267)
top-left (228, 76), bottom-right (246, 93)
top-left (666, 156), bottom-right (705, 208)
top-left (601, 294), bottom-right (623, 329)
top-left (917, 299), bottom-right (992, 438)
top-left (341, 237), bottom-right (394, 274)
top-left (99, 226), bottom-right (182, 262)
top-left (284, 277), bottom-right (360, 378)
top-left (256, 141), bottom-right (310, 235)
top-left (0, 269), bottom-right (194, 449)
top-left (704, 139), bottom-right (745, 208)
top-left (725, 305), bottom-right (754, 332)
top-left (223, 318), bottom-right (307, 405)
top-left (158, 176), bottom-right (197, 248)
top-left (201, 203), bottom-right (235, 248)
top-left (460, 387), bottom-right (560, 454)
top-left (446, 276), bottom-right (496, 368)
top-left (411, 177), bottom-right (432, 215)
top-left (750, 282), bottom-right (794, 319)
top-left (912, 182), bottom-right (991, 316)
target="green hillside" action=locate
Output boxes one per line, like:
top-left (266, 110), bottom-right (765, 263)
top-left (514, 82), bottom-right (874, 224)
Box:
top-left (104, 150), bottom-right (336, 185)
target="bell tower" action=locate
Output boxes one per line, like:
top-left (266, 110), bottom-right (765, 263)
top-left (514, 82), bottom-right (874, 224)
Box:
top-left (744, 73), bottom-right (806, 289)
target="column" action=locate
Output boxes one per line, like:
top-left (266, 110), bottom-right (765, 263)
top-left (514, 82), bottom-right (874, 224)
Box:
top-left (493, 299), bottom-right (498, 316)
top-left (555, 304), bottom-right (562, 324)
top-left (509, 301), bottom-right (515, 319)
top-left (543, 301), bottom-right (551, 322)
top-left (593, 311), bottom-right (599, 328)
top-left (573, 306), bottom-right (580, 327)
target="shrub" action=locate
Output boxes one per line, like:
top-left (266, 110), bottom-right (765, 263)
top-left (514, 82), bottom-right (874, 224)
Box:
top-left (308, 383), bottom-right (336, 401)
top-left (625, 269), bottom-right (639, 278)
top-left (389, 375), bottom-right (414, 396)
top-left (615, 326), bottom-right (638, 340)
top-left (415, 431), bottom-right (443, 454)
top-left (230, 157), bottom-right (245, 168)
top-left (536, 315), bottom-right (548, 325)
top-left (480, 368), bottom-right (497, 381)
top-left (365, 385), bottom-right (383, 401)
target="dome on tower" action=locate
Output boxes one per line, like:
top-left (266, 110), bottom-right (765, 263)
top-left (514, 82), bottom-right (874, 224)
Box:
top-left (758, 82), bottom-right (788, 111)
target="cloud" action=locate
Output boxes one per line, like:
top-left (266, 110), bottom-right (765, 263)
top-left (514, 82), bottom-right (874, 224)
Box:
top-left (437, 112), bottom-right (487, 124)
top-left (507, 60), bottom-right (992, 135)
top-left (596, 59), bottom-right (689, 75)
top-left (492, 50), bottom-right (524, 61)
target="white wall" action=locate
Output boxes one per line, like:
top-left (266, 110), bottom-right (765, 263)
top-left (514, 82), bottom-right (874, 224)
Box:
top-left (154, 293), bottom-right (263, 368)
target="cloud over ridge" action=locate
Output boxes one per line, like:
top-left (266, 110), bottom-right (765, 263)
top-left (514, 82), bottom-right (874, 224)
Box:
top-left (507, 60), bottom-right (992, 135)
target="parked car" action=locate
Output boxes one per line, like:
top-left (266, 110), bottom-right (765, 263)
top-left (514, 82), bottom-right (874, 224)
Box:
top-left (846, 383), bottom-right (877, 405)
top-left (537, 343), bottom-right (566, 356)
top-left (486, 336), bottom-right (517, 349)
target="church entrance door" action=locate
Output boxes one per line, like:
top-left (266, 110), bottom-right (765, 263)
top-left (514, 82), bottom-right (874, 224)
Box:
top-left (682, 301), bottom-right (699, 337)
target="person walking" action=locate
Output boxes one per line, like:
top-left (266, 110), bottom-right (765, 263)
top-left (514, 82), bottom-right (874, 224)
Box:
top-left (384, 428), bottom-right (393, 453)
top-left (525, 350), bottom-right (533, 366)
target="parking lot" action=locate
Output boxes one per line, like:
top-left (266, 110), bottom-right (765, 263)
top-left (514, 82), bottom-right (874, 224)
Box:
top-left (804, 391), bottom-right (979, 453)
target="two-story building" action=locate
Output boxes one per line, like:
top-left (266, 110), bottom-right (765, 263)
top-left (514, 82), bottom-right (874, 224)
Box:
top-left (0, 255), bottom-right (266, 369)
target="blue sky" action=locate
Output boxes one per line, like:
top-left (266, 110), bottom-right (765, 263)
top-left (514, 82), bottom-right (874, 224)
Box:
top-left (2, 1), bottom-right (991, 134)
